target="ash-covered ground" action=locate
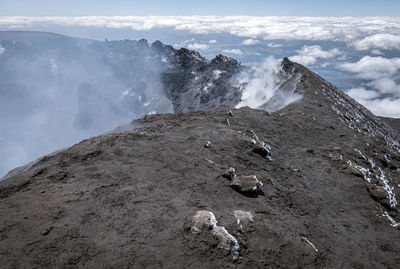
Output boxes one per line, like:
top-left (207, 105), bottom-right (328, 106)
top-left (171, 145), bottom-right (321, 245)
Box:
top-left (1, 59), bottom-right (400, 268)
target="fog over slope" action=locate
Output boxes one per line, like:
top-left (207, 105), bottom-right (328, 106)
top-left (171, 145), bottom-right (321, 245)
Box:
top-left (0, 31), bottom-right (302, 177)
top-left (0, 32), bottom-right (170, 177)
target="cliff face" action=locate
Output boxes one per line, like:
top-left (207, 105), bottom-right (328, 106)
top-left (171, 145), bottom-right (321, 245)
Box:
top-left (1, 57), bottom-right (400, 268)
top-left (162, 51), bottom-right (246, 113)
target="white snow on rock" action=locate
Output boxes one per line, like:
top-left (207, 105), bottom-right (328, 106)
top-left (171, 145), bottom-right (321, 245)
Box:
top-left (213, 69), bottom-right (225, 80)
top-left (324, 82), bottom-right (400, 153)
top-left (346, 160), bottom-right (372, 183)
top-left (376, 168), bottom-right (398, 208)
top-left (251, 175), bottom-right (264, 191)
top-left (251, 129), bottom-right (272, 160)
top-left (382, 211), bottom-right (400, 228)
top-left (191, 211), bottom-right (240, 260)
top-left (302, 237), bottom-right (318, 253)
top-left (202, 82), bottom-right (213, 93)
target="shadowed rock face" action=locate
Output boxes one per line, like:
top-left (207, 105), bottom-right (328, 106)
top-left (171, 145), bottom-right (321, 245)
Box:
top-left (1, 57), bottom-right (400, 268)
top-left (162, 51), bottom-right (247, 113)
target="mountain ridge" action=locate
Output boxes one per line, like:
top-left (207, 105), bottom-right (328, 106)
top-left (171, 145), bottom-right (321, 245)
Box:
top-left (1, 48), bottom-right (400, 268)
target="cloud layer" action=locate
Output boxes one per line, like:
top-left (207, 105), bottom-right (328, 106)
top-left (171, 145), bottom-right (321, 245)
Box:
top-left (222, 49), bottom-right (243, 55)
top-left (290, 45), bottom-right (342, 66)
top-left (1, 16), bottom-right (400, 44)
top-left (347, 87), bottom-right (400, 118)
top-left (340, 56), bottom-right (400, 80)
top-left (352, 34), bottom-right (400, 51)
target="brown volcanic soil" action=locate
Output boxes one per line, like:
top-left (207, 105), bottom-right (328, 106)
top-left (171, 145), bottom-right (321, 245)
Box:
top-left (1, 60), bottom-right (400, 268)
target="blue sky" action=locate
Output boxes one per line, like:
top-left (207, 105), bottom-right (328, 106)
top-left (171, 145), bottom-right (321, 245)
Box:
top-left (0, 0), bottom-right (399, 16)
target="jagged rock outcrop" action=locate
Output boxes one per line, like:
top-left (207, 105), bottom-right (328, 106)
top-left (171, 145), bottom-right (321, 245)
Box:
top-left (162, 51), bottom-right (246, 113)
top-left (1, 56), bottom-right (400, 268)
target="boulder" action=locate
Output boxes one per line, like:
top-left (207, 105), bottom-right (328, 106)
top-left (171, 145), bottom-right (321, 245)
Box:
top-left (233, 210), bottom-right (254, 232)
top-left (253, 144), bottom-right (272, 160)
top-left (223, 167), bottom-right (236, 180)
top-left (189, 211), bottom-right (240, 260)
top-left (229, 175), bottom-right (263, 195)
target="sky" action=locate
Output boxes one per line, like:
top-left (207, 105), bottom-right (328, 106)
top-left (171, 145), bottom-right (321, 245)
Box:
top-left (1, 0), bottom-right (400, 17)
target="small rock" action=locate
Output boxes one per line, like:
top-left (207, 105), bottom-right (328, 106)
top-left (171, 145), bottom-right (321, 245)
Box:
top-left (229, 110), bottom-right (233, 117)
top-left (253, 144), bottom-right (272, 160)
top-left (204, 158), bottom-right (215, 165)
top-left (230, 175), bottom-right (263, 195)
top-left (42, 226), bottom-right (54, 236)
top-left (233, 210), bottom-right (253, 223)
top-left (204, 141), bottom-right (211, 148)
top-left (190, 210), bottom-right (217, 233)
top-left (223, 167), bottom-right (236, 180)
top-left (346, 166), bottom-right (364, 178)
top-left (233, 210), bottom-right (254, 232)
top-left (367, 185), bottom-right (391, 208)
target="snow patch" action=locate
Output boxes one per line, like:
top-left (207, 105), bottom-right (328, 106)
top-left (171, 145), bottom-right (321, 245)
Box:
top-left (377, 168), bottom-right (398, 208)
top-left (382, 211), bottom-right (400, 227)
top-left (213, 69), bottom-right (225, 80)
top-left (346, 160), bottom-right (372, 183)
top-left (302, 237), bottom-right (318, 253)
top-left (202, 82), bottom-right (213, 93)
top-left (251, 129), bottom-right (272, 160)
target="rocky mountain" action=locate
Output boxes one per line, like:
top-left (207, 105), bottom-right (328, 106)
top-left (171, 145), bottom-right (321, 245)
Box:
top-left (1, 54), bottom-right (400, 268)
top-left (0, 31), bottom-right (246, 177)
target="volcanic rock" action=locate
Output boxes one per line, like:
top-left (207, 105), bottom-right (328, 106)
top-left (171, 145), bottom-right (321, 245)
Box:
top-left (223, 167), bottom-right (236, 180)
top-left (229, 175), bottom-right (264, 195)
top-left (188, 210), bottom-right (240, 260)
top-left (1, 57), bottom-right (400, 268)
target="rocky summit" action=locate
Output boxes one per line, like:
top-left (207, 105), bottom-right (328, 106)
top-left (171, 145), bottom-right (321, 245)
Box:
top-left (1, 55), bottom-right (400, 268)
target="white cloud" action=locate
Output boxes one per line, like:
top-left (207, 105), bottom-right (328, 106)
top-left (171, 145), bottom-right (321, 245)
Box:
top-left (355, 98), bottom-right (400, 118)
top-left (289, 55), bottom-right (317, 66)
top-left (340, 56), bottom-right (400, 80)
top-left (346, 87), bottom-right (380, 100)
top-left (209, 39), bottom-right (217, 43)
top-left (289, 45), bottom-right (342, 66)
top-left (371, 49), bottom-right (383, 55)
top-left (222, 49), bottom-right (243, 55)
top-left (1, 16), bottom-right (400, 44)
top-left (267, 42), bottom-right (283, 48)
top-left (0, 44), bottom-right (4, 55)
top-left (367, 78), bottom-right (400, 96)
top-left (347, 87), bottom-right (400, 118)
top-left (242, 39), bottom-right (259, 45)
top-left (352, 34), bottom-right (400, 51)
top-left (187, 43), bottom-right (209, 50)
